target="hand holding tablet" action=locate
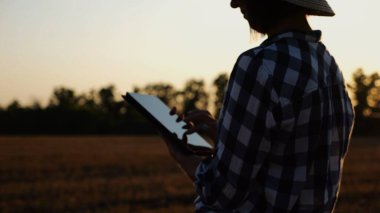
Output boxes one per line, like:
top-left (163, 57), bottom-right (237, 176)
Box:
top-left (123, 93), bottom-right (214, 156)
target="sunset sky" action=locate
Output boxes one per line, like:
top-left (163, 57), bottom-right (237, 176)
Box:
top-left (1, 0), bottom-right (379, 106)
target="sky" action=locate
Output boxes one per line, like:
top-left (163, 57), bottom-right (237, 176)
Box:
top-left (1, 0), bottom-right (380, 106)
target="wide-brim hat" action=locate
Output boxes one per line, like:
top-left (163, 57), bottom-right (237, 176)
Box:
top-left (281, 0), bottom-right (335, 16)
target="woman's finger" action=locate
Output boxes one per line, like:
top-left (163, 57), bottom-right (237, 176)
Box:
top-left (176, 113), bottom-right (184, 122)
top-left (184, 126), bottom-right (204, 135)
top-left (182, 134), bottom-right (188, 145)
top-left (169, 107), bottom-right (176, 115)
top-left (182, 121), bottom-right (194, 129)
top-left (184, 127), bottom-right (197, 135)
top-left (184, 111), bottom-right (213, 124)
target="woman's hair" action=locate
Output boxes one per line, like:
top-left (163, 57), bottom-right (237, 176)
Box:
top-left (247, 0), bottom-right (310, 34)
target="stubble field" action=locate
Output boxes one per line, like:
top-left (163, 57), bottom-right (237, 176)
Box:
top-left (0, 136), bottom-right (379, 212)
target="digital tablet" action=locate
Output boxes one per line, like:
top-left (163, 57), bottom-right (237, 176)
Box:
top-left (123, 92), bottom-right (213, 156)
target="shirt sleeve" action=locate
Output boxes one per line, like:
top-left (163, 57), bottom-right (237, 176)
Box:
top-left (194, 54), bottom-right (278, 210)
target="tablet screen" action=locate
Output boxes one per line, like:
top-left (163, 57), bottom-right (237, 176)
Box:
top-left (125, 93), bottom-right (213, 150)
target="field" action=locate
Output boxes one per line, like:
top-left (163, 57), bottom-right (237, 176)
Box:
top-left (0, 136), bottom-right (379, 213)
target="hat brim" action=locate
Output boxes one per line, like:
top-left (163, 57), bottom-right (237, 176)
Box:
top-left (281, 0), bottom-right (335, 16)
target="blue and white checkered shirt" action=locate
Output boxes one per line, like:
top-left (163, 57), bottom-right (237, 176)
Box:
top-left (194, 30), bottom-right (354, 212)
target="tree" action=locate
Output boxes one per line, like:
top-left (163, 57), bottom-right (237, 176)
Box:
top-left (134, 82), bottom-right (178, 108)
top-left (78, 89), bottom-right (98, 111)
top-left (30, 100), bottom-right (42, 110)
top-left (181, 79), bottom-right (208, 113)
top-left (49, 87), bottom-right (80, 109)
top-left (213, 73), bottom-right (229, 118)
top-left (7, 100), bottom-right (22, 111)
top-left (348, 69), bottom-right (380, 118)
top-left (98, 85), bottom-right (116, 112)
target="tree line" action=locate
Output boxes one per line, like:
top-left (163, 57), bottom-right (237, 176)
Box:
top-left (0, 73), bottom-right (228, 135)
top-left (1, 69), bottom-right (379, 136)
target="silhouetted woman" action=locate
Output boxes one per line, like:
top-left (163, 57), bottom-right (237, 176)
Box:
top-left (165, 0), bottom-right (354, 212)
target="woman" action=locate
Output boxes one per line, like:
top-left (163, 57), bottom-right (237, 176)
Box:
top-left (165, 0), bottom-right (354, 212)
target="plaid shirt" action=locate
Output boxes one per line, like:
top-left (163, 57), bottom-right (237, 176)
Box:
top-left (194, 30), bottom-right (354, 212)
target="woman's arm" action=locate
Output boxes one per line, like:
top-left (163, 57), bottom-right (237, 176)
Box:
top-left (162, 135), bottom-right (204, 181)
top-left (162, 108), bottom-right (217, 181)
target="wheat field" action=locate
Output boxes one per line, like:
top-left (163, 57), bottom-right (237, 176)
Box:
top-left (0, 136), bottom-right (379, 212)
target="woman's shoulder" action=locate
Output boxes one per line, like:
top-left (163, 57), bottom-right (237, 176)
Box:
top-left (232, 47), bottom-right (278, 93)
top-left (235, 45), bottom-right (279, 78)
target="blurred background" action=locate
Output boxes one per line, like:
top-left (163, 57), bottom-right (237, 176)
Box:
top-left (1, 0), bottom-right (379, 212)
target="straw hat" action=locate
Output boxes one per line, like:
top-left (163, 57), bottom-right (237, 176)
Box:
top-left (281, 0), bottom-right (335, 16)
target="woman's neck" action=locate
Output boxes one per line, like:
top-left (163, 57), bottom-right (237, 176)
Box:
top-left (266, 13), bottom-right (312, 37)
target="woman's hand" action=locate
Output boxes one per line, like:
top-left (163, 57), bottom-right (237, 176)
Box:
top-left (181, 108), bottom-right (217, 145)
top-left (162, 107), bottom-right (217, 180)
top-left (161, 133), bottom-right (202, 181)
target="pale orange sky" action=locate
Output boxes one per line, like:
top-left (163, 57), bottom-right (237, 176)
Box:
top-left (0, 0), bottom-right (379, 106)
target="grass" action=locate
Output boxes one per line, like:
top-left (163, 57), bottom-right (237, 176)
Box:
top-left (0, 136), bottom-right (379, 212)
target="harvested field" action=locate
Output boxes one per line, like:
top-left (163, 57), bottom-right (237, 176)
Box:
top-left (0, 136), bottom-right (378, 212)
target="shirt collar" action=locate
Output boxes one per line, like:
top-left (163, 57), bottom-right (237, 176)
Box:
top-left (261, 30), bottom-right (322, 46)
